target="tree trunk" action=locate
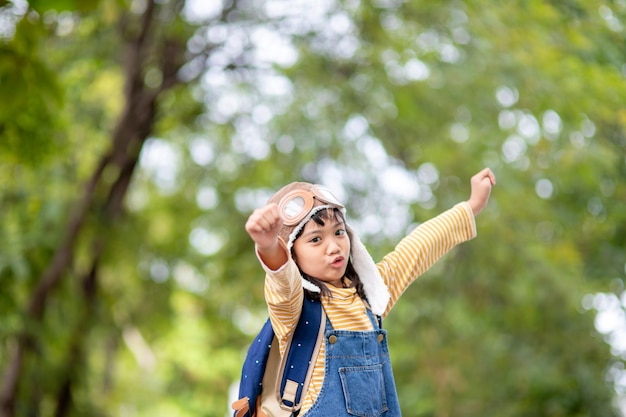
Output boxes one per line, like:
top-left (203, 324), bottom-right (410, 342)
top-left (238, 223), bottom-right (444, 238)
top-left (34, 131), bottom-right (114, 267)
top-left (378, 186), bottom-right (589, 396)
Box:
top-left (0, 1), bottom-right (185, 415)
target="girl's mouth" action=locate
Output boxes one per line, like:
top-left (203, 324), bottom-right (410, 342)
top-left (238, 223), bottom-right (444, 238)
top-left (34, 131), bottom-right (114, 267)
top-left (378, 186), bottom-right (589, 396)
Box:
top-left (331, 256), bottom-right (345, 268)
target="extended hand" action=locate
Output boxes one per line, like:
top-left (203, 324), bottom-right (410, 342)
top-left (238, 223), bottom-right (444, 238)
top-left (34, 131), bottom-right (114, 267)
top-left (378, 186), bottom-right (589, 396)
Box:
top-left (245, 203), bottom-right (289, 270)
top-left (245, 203), bottom-right (283, 249)
top-left (467, 168), bottom-right (496, 216)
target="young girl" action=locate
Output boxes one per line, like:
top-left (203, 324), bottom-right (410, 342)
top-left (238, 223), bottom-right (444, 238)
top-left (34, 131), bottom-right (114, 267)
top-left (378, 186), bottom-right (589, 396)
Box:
top-left (243, 168), bottom-right (495, 416)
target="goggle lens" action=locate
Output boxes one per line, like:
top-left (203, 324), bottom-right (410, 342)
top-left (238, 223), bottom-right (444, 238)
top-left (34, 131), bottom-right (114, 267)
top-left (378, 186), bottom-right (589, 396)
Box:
top-left (284, 196), bottom-right (306, 219)
top-left (313, 185), bottom-right (341, 206)
top-left (277, 185), bottom-right (344, 226)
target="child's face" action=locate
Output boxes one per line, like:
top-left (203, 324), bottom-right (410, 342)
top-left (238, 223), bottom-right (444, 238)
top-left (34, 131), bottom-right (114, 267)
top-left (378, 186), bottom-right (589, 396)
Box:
top-left (292, 211), bottom-right (351, 288)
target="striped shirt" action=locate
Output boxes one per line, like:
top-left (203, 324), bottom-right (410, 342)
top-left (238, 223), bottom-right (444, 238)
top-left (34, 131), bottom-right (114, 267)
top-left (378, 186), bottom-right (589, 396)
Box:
top-left (261, 202), bottom-right (476, 414)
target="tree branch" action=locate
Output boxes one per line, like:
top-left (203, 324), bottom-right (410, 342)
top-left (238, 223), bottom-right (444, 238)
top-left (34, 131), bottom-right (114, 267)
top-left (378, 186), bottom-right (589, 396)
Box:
top-left (0, 1), bottom-right (185, 415)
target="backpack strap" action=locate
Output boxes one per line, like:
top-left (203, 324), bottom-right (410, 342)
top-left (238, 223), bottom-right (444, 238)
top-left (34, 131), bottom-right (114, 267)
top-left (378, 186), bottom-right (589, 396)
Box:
top-left (232, 294), bottom-right (324, 417)
top-left (277, 296), bottom-right (325, 410)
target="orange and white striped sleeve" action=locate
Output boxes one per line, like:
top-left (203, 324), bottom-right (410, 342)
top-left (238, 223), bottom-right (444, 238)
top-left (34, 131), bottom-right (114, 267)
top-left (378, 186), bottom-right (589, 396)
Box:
top-left (377, 202), bottom-right (477, 317)
top-left (257, 239), bottom-right (303, 356)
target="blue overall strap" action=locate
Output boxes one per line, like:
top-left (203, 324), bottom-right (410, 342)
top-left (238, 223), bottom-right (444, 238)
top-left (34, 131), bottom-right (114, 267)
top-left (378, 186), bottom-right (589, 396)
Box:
top-left (279, 296), bottom-right (323, 409)
top-left (235, 318), bottom-right (274, 417)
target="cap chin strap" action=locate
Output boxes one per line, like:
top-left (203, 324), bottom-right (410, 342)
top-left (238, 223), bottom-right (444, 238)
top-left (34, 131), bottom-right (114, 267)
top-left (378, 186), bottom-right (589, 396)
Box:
top-left (287, 206), bottom-right (390, 316)
top-left (345, 225), bottom-right (390, 316)
top-left (301, 278), bottom-right (322, 294)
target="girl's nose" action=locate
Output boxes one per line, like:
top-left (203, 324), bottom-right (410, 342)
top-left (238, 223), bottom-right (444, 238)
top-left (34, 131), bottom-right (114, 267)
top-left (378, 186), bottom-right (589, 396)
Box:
top-left (326, 239), bottom-right (341, 254)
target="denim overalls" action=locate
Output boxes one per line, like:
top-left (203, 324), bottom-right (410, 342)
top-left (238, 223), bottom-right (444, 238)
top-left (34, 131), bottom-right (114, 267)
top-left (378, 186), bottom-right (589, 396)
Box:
top-left (303, 308), bottom-right (402, 417)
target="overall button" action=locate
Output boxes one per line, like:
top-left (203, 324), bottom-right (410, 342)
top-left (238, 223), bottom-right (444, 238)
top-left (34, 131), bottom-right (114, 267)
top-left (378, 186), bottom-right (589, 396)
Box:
top-left (377, 334), bottom-right (384, 343)
top-left (328, 335), bottom-right (337, 344)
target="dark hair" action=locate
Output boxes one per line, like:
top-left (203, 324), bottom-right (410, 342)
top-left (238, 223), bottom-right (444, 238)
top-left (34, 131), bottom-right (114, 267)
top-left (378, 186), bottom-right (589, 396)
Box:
top-left (293, 208), bottom-right (366, 302)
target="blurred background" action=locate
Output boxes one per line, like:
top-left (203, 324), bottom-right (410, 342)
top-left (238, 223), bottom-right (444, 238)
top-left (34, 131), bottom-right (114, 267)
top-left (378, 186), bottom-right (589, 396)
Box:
top-left (0, 0), bottom-right (625, 416)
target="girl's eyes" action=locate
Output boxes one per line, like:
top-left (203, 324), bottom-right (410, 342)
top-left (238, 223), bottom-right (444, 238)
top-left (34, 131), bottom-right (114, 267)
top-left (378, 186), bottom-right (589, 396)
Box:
top-left (308, 229), bottom-right (345, 243)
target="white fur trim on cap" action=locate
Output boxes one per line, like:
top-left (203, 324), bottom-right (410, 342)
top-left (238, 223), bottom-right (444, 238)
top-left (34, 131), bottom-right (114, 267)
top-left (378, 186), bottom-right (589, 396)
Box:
top-left (346, 225), bottom-right (390, 316)
top-left (286, 205), bottom-right (332, 252)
